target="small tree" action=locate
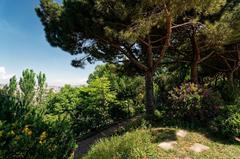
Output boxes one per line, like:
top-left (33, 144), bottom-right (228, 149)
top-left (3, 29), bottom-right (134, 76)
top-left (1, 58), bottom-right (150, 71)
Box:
top-left (37, 72), bottom-right (47, 104)
top-left (19, 69), bottom-right (36, 106)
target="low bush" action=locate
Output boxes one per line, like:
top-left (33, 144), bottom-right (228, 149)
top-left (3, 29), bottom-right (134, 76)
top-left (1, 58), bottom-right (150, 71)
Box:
top-left (224, 112), bottom-right (240, 137)
top-left (199, 89), bottom-right (223, 121)
top-left (168, 83), bottom-right (202, 118)
top-left (211, 105), bottom-right (240, 138)
top-left (83, 130), bottom-right (158, 159)
top-left (167, 83), bottom-right (223, 123)
top-left (109, 100), bottom-right (135, 120)
top-left (218, 82), bottom-right (240, 104)
top-left (0, 102), bottom-right (76, 159)
top-left (0, 70), bottom-right (76, 159)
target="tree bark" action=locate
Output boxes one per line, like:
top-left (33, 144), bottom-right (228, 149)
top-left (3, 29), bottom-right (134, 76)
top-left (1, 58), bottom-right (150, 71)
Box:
top-left (191, 62), bottom-right (198, 84)
top-left (145, 71), bottom-right (155, 118)
top-left (190, 26), bottom-right (200, 83)
top-left (227, 72), bottom-right (234, 86)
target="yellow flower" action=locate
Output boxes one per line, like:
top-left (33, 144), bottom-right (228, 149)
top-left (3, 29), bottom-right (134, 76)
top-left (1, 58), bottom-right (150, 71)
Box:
top-left (39, 131), bottom-right (47, 144)
top-left (190, 83), bottom-right (198, 92)
top-left (27, 130), bottom-right (33, 136)
top-left (39, 140), bottom-right (44, 145)
top-left (23, 127), bottom-right (32, 136)
top-left (15, 135), bottom-right (20, 141)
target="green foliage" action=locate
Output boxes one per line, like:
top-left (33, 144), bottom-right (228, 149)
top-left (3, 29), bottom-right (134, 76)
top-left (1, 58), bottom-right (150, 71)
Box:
top-left (88, 64), bottom-right (145, 120)
top-left (218, 81), bottom-right (240, 104)
top-left (0, 109), bottom-right (76, 159)
top-left (211, 105), bottom-right (240, 137)
top-left (0, 69), bottom-right (76, 159)
top-left (47, 64), bottom-right (145, 137)
top-left (167, 83), bottom-right (224, 123)
top-left (168, 83), bottom-right (203, 119)
top-left (47, 85), bottom-right (80, 119)
top-left (88, 64), bottom-right (144, 104)
top-left (154, 68), bottom-right (181, 106)
top-left (224, 112), bottom-right (240, 137)
top-left (36, 0), bottom-right (232, 117)
top-left (37, 72), bottom-right (47, 104)
top-left (200, 89), bottom-right (223, 121)
top-left (19, 69), bottom-right (36, 106)
top-left (73, 77), bottom-right (116, 136)
top-left (109, 99), bottom-right (136, 120)
top-left (83, 130), bottom-right (158, 159)
top-left (8, 76), bottom-right (17, 96)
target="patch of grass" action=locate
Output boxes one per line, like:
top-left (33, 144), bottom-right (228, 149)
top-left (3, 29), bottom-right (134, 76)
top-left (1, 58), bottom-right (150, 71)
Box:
top-left (152, 128), bottom-right (240, 159)
top-left (83, 130), bottom-right (158, 159)
top-left (83, 127), bottom-right (240, 159)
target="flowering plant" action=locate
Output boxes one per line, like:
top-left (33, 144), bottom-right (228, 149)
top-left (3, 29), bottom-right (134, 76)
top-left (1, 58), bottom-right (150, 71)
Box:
top-left (168, 82), bottom-right (203, 119)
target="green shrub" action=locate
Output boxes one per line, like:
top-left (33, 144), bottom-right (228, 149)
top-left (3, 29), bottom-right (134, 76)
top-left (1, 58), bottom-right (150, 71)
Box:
top-left (83, 130), bottom-right (158, 159)
top-left (167, 83), bottom-right (224, 123)
top-left (218, 82), bottom-right (240, 104)
top-left (0, 104), bottom-right (76, 159)
top-left (199, 89), bottom-right (223, 121)
top-left (0, 69), bottom-right (76, 159)
top-left (109, 99), bottom-right (136, 120)
top-left (168, 82), bottom-right (203, 120)
top-left (73, 77), bottom-right (115, 136)
top-left (224, 112), bottom-right (240, 137)
top-left (211, 105), bottom-right (240, 138)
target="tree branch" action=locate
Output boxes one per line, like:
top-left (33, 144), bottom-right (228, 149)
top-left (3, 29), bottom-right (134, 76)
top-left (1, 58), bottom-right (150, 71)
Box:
top-left (200, 51), bottom-right (215, 63)
top-left (96, 35), bottom-right (148, 71)
top-left (171, 21), bottom-right (193, 29)
top-left (153, 6), bottom-right (172, 71)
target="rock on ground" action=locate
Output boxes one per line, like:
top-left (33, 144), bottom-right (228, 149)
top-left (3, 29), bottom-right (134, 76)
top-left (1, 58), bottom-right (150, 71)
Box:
top-left (158, 141), bottom-right (177, 150)
top-left (176, 130), bottom-right (187, 138)
top-left (189, 143), bottom-right (209, 153)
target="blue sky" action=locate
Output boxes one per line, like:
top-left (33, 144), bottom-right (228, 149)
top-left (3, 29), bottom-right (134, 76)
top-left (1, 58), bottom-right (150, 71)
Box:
top-left (0, 0), bottom-right (98, 85)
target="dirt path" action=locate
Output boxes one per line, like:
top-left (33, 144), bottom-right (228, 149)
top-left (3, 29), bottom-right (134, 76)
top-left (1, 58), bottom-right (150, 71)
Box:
top-left (74, 117), bottom-right (141, 159)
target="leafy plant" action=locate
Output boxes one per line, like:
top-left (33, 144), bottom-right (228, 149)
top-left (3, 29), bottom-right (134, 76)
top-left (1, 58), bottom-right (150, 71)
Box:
top-left (168, 82), bottom-right (203, 120)
top-left (0, 69), bottom-right (76, 159)
top-left (83, 130), bottom-right (158, 159)
top-left (211, 105), bottom-right (240, 138)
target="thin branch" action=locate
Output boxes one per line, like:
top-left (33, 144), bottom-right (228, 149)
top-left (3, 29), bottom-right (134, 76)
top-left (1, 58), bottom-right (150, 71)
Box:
top-left (202, 63), bottom-right (230, 72)
top-left (151, 36), bottom-right (166, 44)
top-left (138, 37), bottom-right (150, 47)
top-left (200, 51), bottom-right (215, 63)
top-left (171, 21), bottom-right (192, 29)
top-left (96, 35), bottom-right (148, 71)
top-left (219, 55), bottom-right (232, 70)
top-left (153, 6), bottom-right (172, 71)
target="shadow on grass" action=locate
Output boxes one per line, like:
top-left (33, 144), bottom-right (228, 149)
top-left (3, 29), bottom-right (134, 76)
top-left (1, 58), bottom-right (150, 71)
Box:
top-left (201, 130), bottom-right (240, 146)
top-left (151, 128), bottom-right (177, 143)
top-left (151, 120), bottom-right (240, 146)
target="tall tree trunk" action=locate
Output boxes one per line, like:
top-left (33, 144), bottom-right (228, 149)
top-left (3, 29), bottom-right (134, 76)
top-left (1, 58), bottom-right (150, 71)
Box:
top-left (191, 62), bottom-right (198, 84)
top-left (145, 71), bottom-right (155, 118)
top-left (227, 72), bottom-right (234, 86)
top-left (190, 26), bottom-right (200, 84)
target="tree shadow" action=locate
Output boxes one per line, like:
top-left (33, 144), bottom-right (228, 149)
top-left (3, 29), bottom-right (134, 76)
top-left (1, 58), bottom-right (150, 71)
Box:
top-left (151, 120), bottom-right (240, 146)
top-left (151, 128), bottom-right (177, 143)
top-left (199, 129), bottom-right (240, 146)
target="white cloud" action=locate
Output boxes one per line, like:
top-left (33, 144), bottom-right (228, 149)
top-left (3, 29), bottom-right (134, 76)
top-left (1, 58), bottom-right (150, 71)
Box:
top-left (48, 77), bottom-right (88, 86)
top-left (0, 66), bottom-right (13, 83)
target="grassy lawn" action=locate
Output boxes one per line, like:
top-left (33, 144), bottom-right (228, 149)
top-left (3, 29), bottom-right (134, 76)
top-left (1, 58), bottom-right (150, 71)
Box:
top-left (151, 128), bottom-right (240, 159)
top-left (84, 126), bottom-right (240, 159)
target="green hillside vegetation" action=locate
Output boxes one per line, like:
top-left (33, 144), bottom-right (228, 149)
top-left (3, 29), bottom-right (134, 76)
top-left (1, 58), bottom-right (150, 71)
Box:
top-left (0, 0), bottom-right (240, 158)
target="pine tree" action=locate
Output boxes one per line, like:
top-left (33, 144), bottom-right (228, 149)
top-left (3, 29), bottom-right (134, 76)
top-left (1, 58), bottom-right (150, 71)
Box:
top-left (36, 0), bottom-right (230, 117)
